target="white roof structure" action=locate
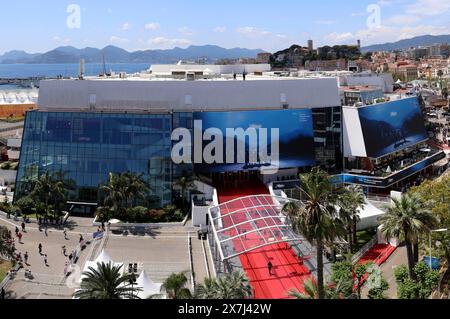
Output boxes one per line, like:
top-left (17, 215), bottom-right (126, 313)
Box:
top-left (80, 250), bottom-right (124, 283)
top-left (208, 195), bottom-right (309, 261)
top-left (136, 270), bottom-right (162, 299)
top-left (37, 76), bottom-right (341, 113)
top-left (357, 200), bottom-right (387, 231)
top-left (95, 249), bottom-right (112, 264)
top-left (0, 90), bottom-right (38, 105)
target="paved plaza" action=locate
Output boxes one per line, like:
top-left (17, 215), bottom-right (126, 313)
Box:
top-left (0, 215), bottom-right (209, 299)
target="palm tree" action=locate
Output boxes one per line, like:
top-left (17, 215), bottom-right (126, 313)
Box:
top-left (283, 167), bottom-right (346, 299)
top-left (379, 193), bottom-right (437, 279)
top-left (289, 278), bottom-right (318, 299)
top-left (74, 262), bottom-right (141, 299)
top-left (100, 173), bottom-right (127, 218)
top-left (123, 172), bottom-right (150, 208)
top-left (161, 272), bottom-right (192, 299)
top-left (31, 171), bottom-right (67, 219)
top-left (196, 271), bottom-right (252, 299)
top-left (337, 185), bottom-right (365, 251)
top-left (173, 171), bottom-right (197, 209)
top-left (289, 277), bottom-right (355, 300)
top-left (196, 278), bottom-right (219, 299)
top-left (100, 172), bottom-right (151, 219)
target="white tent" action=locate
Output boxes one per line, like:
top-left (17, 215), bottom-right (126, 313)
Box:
top-left (136, 270), bottom-right (162, 299)
top-left (95, 249), bottom-right (112, 264)
top-left (79, 250), bottom-right (123, 284)
top-left (357, 200), bottom-right (387, 231)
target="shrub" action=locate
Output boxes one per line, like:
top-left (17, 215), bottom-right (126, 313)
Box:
top-left (15, 196), bottom-right (35, 215)
top-left (395, 262), bottom-right (440, 299)
top-left (368, 277), bottom-right (389, 299)
top-left (1, 162), bottom-right (11, 170)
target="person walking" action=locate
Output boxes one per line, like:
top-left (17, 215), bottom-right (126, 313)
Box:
top-left (15, 226), bottom-right (19, 236)
top-left (63, 229), bottom-right (68, 240)
top-left (18, 232), bottom-right (23, 244)
top-left (62, 245), bottom-right (67, 256)
top-left (79, 234), bottom-right (84, 243)
top-left (38, 243), bottom-right (43, 255)
top-left (24, 251), bottom-right (29, 265)
top-left (44, 254), bottom-right (48, 267)
top-left (21, 222), bottom-right (26, 232)
top-left (44, 225), bottom-right (48, 237)
top-left (267, 261), bottom-right (273, 276)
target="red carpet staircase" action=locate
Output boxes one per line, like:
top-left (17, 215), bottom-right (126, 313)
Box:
top-left (216, 182), bottom-right (311, 299)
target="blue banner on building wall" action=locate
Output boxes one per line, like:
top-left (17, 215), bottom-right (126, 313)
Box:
top-left (359, 97), bottom-right (428, 158)
top-left (193, 109), bottom-right (316, 173)
top-left (340, 151), bottom-right (445, 188)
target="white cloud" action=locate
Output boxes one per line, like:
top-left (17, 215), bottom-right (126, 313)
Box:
top-left (213, 26), bottom-right (227, 33)
top-left (324, 23), bottom-right (450, 46)
top-left (407, 0), bottom-right (450, 17)
top-left (315, 20), bottom-right (337, 25)
top-left (110, 36), bottom-right (130, 44)
top-left (178, 26), bottom-right (194, 36)
top-left (145, 23), bottom-right (160, 31)
top-left (236, 26), bottom-right (272, 37)
top-left (53, 36), bottom-right (71, 44)
top-left (142, 37), bottom-right (191, 49)
top-left (120, 22), bottom-right (131, 31)
top-left (383, 14), bottom-right (420, 26)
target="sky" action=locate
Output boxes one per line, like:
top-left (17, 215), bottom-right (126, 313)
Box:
top-left (0, 0), bottom-right (449, 54)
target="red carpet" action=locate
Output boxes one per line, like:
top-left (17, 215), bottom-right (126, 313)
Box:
top-left (217, 182), bottom-right (311, 299)
top-left (356, 244), bottom-right (397, 287)
top-left (358, 244), bottom-right (397, 266)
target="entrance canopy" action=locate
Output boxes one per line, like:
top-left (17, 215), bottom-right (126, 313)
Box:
top-left (208, 195), bottom-right (306, 261)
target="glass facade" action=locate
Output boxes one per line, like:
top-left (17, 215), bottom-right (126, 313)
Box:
top-left (312, 107), bottom-right (342, 174)
top-left (15, 111), bottom-right (192, 207)
top-left (15, 108), bottom-right (342, 208)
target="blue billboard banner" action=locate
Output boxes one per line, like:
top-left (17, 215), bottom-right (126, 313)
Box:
top-left (193, 109), bottom-right (316, 173)
top-left (338, 151), bottom-right (445, 188)
top-left (358, 97), bottom-right (428, 158)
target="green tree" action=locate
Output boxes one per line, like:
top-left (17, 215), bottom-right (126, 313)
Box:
top-left (367, 277), bottom-right (389, 299)
top-left (197, 271), bottom-right (252, 299)
top-left (284, 167), bottom-right (346, 299)
top-left (289, 277), bottom-right (354, 299)
top-left (394, 263), bottom-right (440, 299)
top-left (99, 172), bottom-right (150, 221)
top-left (31, 171), bottom-right (67, 219)
top-left (173, 171), bottom-right (197, 210)
top-left (411, 176), bottom-right (450, 265)
top-left (161, 272), bottom-right (192, 299)
top-left (15, 196), bottom-right (35, 216)
top-left (0, 225), bottom-right (14, 260)
top-left (337, 185), bottom-right (365, 250)
top-left (74, 262), bottom-right (141, 299)
top-left (379, 193), bottom-right (437, 279)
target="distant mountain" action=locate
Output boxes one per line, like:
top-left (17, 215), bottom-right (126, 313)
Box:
top-left (361, 34), bottom-right (450, 52)
top-left (0, 45), bottom-right (264, 64)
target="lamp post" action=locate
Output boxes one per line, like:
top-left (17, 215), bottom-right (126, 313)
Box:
top-left (429, 228), bottom-right (449, 269)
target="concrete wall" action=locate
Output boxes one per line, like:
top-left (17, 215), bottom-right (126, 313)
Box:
top-left (38, 77), bottom-right (341, 113)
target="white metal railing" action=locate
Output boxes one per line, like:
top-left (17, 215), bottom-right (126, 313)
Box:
top-left (352, 234), bottom-right (379, 265)
top-left (187, 233), bottom-right (195, 291)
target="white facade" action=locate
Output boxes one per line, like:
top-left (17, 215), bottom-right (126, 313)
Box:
top-left (38, 77), bottom-right (341, 113)
top-left (150, 63), bottom-right (271, 75)
top-left (339, 73), bottom-right (394, 93)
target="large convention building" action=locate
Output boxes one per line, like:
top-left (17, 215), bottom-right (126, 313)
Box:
top-left (14, 65), bottom-right (446, 214)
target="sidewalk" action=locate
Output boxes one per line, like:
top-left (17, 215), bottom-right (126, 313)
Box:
top-left (361, 245), bottom-right (407, 299)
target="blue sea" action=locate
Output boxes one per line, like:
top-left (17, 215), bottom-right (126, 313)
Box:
top-left (0, 63), bottom-right (151, 79)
